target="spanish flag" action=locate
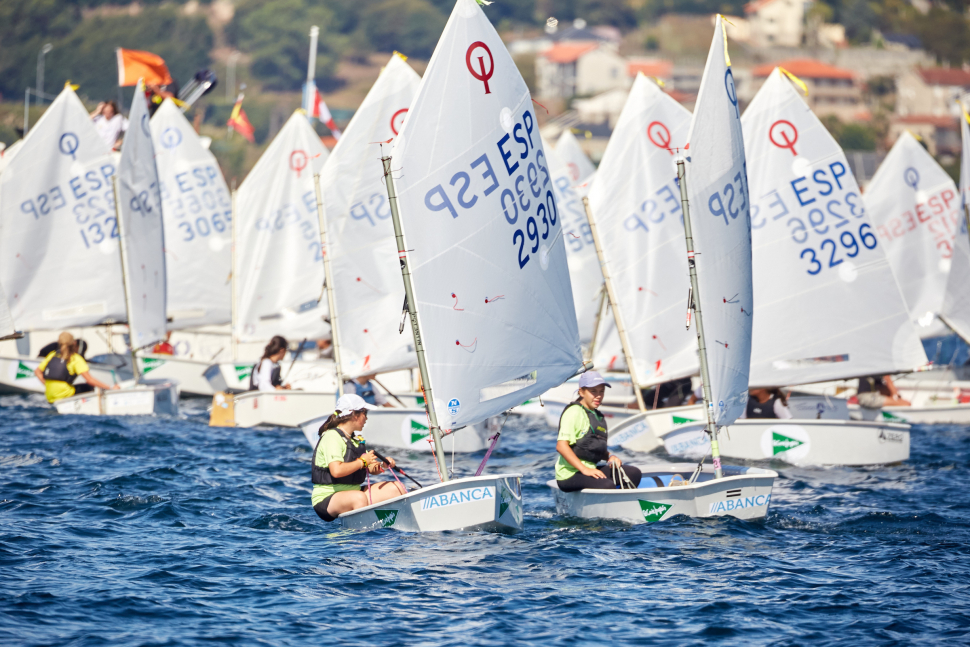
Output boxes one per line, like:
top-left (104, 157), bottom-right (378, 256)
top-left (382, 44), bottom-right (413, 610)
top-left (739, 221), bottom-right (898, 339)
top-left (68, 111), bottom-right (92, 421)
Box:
top-left (227, 94), bottom-right (255, 143)
top-left (116, 48), bottom-right (173, 87)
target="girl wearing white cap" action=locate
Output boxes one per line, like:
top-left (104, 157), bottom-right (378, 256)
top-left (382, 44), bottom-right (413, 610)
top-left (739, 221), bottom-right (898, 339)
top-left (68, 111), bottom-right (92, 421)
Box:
top-left (310, 393), bottom-right (407, 522)
top-left (555, 371), bottom-right (641, 492)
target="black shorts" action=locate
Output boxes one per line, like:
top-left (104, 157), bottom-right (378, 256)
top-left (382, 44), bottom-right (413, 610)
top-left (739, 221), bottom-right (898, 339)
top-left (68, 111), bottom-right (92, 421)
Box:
top-left (74, 383), bottom-right (95, 395)
top-left (313, 495), bottom-right (338, 522)
top-left (557, 464), bottom-right (642, 493)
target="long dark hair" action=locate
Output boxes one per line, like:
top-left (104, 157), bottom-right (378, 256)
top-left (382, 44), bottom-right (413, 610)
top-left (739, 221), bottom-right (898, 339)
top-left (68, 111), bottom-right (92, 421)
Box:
top-left (318, 409), bottom-right (363, 437)
top-left (768, 388), bottom-right (789, 406)
top-left (261, 335), bottom-right (288, 362)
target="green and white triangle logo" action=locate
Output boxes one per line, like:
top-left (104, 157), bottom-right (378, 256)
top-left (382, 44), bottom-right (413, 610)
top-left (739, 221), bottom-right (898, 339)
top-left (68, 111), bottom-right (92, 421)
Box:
top-left (638, 500), bottom-right (673, 522)
top-left (140, 357), bottom-right (165, 374)
top-left (880, 410), bottom-right (905, 423)
top-left (499, 486), bottom-right (512, 518)
top-left (375, 509), bottom-right (398, 527)
top-left (672, 415), bottom-right (699, 425)
top-left (409, 419), bottom-right (430, 444)
top-left (771, 431), bottom-right (804, 455)
top-left (234, 365), bottom-right (253, 381)
top-left (15, 362), bottom-right (34, 380)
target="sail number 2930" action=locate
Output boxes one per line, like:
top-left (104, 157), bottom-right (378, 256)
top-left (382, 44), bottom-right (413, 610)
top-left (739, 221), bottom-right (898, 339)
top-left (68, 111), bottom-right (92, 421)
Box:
top-left (421, 108), bottom-right (559, 270)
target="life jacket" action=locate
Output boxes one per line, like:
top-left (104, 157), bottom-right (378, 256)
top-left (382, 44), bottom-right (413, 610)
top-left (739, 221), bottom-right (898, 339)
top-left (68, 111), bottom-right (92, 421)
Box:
top-left (249, 359), bottom-right (282, 391)
top-left (746, 394), bottom-right (778, 419)
top-left (356, 380), bottom-right (377, 405)
top-left (311, 429), bottom-right (367, 486)
top-left (559, 402), bottom-right (609, 463)
top-left (43, 351), bottom-right (78, 385)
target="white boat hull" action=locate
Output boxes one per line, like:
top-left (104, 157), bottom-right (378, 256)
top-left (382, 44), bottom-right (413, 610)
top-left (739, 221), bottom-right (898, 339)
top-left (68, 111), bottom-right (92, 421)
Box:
top-left (851, 403), bottom-right (970, 425)
top-left (551, 464), bottom-right (776, 523)
top-left (300, 408), bottom-right (496, 452)
top-left (338, 474), bottom-right (523, 533)
top-left (0, 355), bottom-right (119, 395)
top-left (53, 381), bottom-right (179, 416)
top-left (138, 354), bottom-right (214, 396)
top-left (659, 418), bottom-right (910, 466)
top-left (232, 391), bottom-right (336, 428)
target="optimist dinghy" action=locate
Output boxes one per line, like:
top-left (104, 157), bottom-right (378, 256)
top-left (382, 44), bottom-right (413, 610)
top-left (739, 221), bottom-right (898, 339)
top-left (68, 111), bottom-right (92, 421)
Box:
top-left (604, 67), bottom-right (932, 466)
top-left (337, 0), bottom-right (584, 532)
top-left (0, 83), bottom-right (178, 416)
top-left (553, 17), bottom-right (776, 522)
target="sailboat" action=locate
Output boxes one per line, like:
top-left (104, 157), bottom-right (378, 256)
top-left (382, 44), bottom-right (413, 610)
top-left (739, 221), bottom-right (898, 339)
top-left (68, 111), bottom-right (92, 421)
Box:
top-left (0, 83), bottom-right (178, 415)
top-left (296, 53), bottom-right (494, 452)
top-left (337, 0), bottom-right (583, 532)
top-left (555, 130), bottom-right (596, 186)
top-left (133, 97), bottom-right (233, 396)
top-left (550, 17), bottom-right (776, 524)
top-left (207, 110), bottom-right (336, 426)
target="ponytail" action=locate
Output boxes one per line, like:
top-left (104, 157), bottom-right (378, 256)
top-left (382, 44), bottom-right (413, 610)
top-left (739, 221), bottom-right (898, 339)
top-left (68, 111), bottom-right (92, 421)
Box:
top-left (318, 408), bottom-right (364, 437)
top-left (261, 335), bottom-right (288, 362)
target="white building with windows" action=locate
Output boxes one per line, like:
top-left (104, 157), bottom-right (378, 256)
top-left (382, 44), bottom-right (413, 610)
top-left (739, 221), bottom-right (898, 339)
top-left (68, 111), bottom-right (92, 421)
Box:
top-left (745, 0), bottom-right (810, 48)
top-left (536, 41), bottom-right (628, 99)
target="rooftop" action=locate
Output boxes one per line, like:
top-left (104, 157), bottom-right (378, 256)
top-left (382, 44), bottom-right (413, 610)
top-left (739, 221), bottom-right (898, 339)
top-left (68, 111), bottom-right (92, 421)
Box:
top-left (916, 67), bottom-right (970, 87)
top-left (753, 58), bottom-right (855, 80)
top-left (627, 59), bottom-right (673, 79)
top-left (540, 42), bottom-right (600, 64)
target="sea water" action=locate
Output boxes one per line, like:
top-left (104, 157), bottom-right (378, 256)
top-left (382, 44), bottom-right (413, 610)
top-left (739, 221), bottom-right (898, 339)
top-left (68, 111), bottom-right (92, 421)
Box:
top-left (2, 394), bottom-right (969, 645)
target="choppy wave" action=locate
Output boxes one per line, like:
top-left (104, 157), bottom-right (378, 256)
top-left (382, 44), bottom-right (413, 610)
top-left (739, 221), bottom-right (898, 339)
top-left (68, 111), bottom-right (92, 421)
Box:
top-left (1, 400), bottom-right (969, 645)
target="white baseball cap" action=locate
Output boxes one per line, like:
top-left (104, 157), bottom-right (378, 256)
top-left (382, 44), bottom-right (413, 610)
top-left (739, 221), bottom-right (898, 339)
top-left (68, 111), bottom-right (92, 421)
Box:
top-left (578, 371), bottom-right (611, 389)
top-left (335, 393), bottom-right (378, 413)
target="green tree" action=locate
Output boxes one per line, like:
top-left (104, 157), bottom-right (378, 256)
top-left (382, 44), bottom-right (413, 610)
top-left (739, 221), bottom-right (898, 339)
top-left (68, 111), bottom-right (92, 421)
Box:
top-left (0, 0), bottom-right (78, 99)
top-left (231, 0), bottom-right (341, 91)
top-left (360, 0), bottom-right (447, 59)
top-left (838, 123), bottom-right (877, 151)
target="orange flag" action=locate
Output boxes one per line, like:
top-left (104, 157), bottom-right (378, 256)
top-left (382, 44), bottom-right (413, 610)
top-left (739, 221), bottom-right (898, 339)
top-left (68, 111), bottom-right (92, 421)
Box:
top-left (116, 48), bottom-right (173, 87)
top-left (227, 94), bottom-right (255, 143)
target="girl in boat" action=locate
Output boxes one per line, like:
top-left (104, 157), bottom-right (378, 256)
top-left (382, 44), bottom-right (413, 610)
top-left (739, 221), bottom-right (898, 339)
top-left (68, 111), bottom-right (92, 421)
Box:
top-left (555, 371), bottom-right (642, 492)
top-left (34, 332), bottom-right (119, 403)
top-left (311, 393), bottom-right (407, 522)
top-left (249, 335), bottom-right (292, 392)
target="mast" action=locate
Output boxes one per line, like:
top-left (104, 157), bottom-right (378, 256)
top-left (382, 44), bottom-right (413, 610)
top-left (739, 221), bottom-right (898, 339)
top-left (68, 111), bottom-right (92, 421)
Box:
top-left (676, 159), bottom-right (722, 479)
top-left (584, 284), bottom-right (607, 363)
top-left (582, 197), bottom-right (646, 411)
top-left (230, 186), bottom-right (238, 361)
top-left (381, 154), bottom-right (448, 481)
top-left (313, 172), bottom-right (344, 397)
top-left (112, 175), bottom-right (141, 382)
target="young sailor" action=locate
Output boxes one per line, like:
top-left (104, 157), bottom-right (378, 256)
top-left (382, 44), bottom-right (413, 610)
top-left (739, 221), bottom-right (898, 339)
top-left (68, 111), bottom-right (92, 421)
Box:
top-left (249, 335), bottom-right (292, 392)
top-left (856, 375), bottom-right (911, 408)
top-left (311, 393), bottom-right (407, 522)
top-left (556, 371), bottom-right (642, 492)
top-left (343, 374), bottom-right (394, 407)
top-left (34, 332), bottom-right (119, 403)
top-left (740, 388), bottom-right (793, 419)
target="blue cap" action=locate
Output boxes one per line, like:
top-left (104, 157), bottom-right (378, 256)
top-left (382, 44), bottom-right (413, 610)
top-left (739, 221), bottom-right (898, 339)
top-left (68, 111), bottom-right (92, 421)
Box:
top-left (578, 371), bottom-right (610, 389)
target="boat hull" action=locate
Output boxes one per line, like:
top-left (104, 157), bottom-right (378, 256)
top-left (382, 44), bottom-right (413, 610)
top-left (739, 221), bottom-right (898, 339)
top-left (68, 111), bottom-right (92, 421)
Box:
top-left (551, 464), bottom-right (776, 523)
top-left (659, 418), bottom-right (910, 466)
top-left (300, 408), bottom-right (496, 452)
top-left (137, 355), bottom-right (214, 396)
top-left (231, 391), bottom-right (336, 428)
top-left (0, 355), bottom-right (119, 395)
top-left (852, 403), bottom-right (970, 425)
top-left (338, 474), bottom-right (523, 533)
top-left (53, 381), bottom-right (180, 416)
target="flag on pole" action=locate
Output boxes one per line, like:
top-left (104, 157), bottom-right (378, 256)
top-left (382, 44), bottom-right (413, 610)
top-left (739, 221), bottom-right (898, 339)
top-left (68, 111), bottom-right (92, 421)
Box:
top-left (310, 87), bottom-right (342, 139)
top-left (227, 94), bottom-right (255, 143)
top-left (116, 48), bottom-right (173, 87)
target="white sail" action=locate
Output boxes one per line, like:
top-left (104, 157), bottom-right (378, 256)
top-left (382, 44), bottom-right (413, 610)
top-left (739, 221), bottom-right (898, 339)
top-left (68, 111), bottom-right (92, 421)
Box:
top-left (555, 130), bottom-right (596, 186)
top-left (321, 53), bottom-right (420, 378)
top-left (116, 81), bottom-right (167, 350)
top-left (392, 0), bottom-right (583, 428)
top-left (542, 137), bottom-right (601, 344)
top-left (0, 281), bottom-right (15, 338)
top-left (941, 106), bottom-right (970, 343)
top-left (587, 73), bottom-right (695, 387)
top-left (865, 131), bottom-right (959, 338)
top-left (684, 17), bottom-right (752, 426)
top-left (235, 111), bottom-right (329, 343)
top-left (743, 69), bottom-right (926, 386)
top-left (150, 98), bottom-right (232, 328)
top-left (0, 86), bottom-right (126, 330)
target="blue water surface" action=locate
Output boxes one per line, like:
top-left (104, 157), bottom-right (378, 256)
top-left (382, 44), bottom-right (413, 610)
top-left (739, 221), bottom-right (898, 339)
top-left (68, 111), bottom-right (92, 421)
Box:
top-left (2, 394), bottom-right (969, 645)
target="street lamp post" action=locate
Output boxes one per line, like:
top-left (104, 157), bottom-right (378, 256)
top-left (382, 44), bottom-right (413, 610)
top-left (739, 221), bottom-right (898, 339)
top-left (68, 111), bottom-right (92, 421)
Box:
top-left (36, 43), bottom-right (53, 96)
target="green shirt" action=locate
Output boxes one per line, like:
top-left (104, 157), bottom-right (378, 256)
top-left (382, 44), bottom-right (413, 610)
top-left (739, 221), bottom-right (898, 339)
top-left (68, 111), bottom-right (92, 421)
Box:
top-left (555, 404), bottom-right (600, 481)
top-left (311, 429), bottom-right (363, 506)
